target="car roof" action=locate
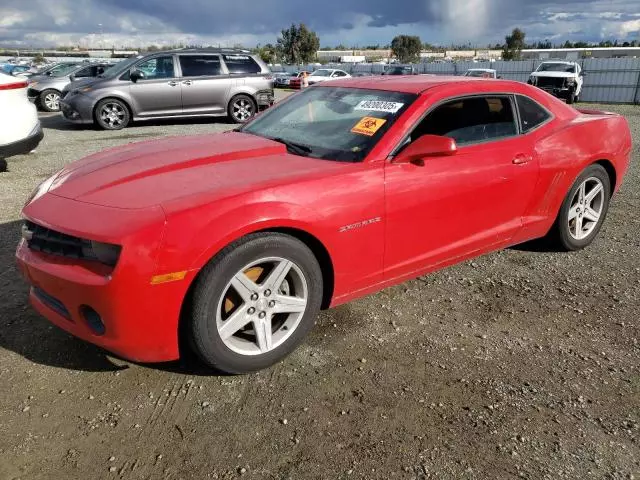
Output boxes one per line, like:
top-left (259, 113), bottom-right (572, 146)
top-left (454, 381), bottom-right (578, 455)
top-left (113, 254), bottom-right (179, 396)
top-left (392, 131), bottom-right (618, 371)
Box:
top-left (320, 75), bottom-right (523, 94)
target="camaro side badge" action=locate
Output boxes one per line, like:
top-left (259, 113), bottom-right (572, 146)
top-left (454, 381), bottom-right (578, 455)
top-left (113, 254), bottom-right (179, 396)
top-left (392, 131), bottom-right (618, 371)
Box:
top-left (339, 217), bottom-right (382, 233)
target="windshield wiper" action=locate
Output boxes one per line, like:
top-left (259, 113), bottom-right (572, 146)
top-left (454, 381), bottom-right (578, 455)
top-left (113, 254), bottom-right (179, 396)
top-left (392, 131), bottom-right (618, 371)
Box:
top-left (270, 137), bottom-right (313, 156)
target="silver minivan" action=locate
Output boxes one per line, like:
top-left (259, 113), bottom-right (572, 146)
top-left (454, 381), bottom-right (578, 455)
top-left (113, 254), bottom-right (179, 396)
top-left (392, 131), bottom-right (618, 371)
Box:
top-left (59, 48), bottom-right (274, 130)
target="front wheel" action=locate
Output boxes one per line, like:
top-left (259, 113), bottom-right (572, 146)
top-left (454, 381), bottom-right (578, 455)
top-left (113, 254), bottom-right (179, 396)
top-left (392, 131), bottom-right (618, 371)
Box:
top-left (39, 89), bottom-right (61, 112)
top-left (548, 164), bottom-right (611, 251)
top-left (188, 233), bottom-right (323, 374)
top-left (228, 95), bottom-right (257, 124)
top-left (95, 98), bottom-right (131, 130)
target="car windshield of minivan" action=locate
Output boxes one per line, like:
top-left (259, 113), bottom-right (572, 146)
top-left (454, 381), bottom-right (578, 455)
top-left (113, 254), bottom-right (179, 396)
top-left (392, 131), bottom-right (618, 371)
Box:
top-left (99, 57), bottom-right (140, 78)
top-left (241, 87), bottom-right (416, 162)
top-left (537, 63), bottom-right (576, 73)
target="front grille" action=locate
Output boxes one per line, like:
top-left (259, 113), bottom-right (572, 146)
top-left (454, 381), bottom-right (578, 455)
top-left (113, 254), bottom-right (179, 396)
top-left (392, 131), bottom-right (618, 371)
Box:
top-left (33, 287), bottom-right (71, 320)
top-left (23, 221), bottom-right (97, 262)
top-left (536, 77), bottom-right (565, 89)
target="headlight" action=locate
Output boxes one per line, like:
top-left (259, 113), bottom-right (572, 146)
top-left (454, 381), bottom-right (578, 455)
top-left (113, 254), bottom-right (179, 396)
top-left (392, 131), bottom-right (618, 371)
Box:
top-left (86, 241), bottom-right (122, 267)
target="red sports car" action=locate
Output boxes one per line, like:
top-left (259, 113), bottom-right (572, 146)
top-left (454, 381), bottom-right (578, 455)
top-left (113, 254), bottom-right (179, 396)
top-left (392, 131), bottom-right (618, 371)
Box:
top-left (16, 76), bottom-right (632, 373)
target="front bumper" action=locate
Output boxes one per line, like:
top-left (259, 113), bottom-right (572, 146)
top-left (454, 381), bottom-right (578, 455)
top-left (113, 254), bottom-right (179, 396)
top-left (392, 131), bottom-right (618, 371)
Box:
top-left (0, 122), bottom-right (43, 159)
top-left (16, 194), bottom-right (195, 363)
top-left (60, 93), bottom-right (96, 125)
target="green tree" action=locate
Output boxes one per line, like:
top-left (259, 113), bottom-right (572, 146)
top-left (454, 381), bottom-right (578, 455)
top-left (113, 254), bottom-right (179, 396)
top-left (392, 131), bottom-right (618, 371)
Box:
top-left (276, 23), bottom-right (320, 64)
top-left (255, 43), bottom-right (277, 64)
top-left (391, 35), bottom-right (422, 63)
top-left (502, 28), bottom-right (526, 60)
top-left (32, 53), bottom-right (47, 65)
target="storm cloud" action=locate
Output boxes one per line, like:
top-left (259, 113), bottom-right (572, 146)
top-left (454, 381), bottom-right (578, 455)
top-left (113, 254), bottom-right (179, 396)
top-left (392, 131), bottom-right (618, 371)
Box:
top-left (0, 0), bottom-right (638, 47)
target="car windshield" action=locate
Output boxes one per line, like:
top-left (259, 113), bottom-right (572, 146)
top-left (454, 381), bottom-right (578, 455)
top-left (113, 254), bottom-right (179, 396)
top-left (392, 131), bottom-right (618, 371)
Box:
top-left (49, 64), bottom-right (82, 77)
top-left (98, 56), bottom-right (141, 78)
top-left (465, 70), bottom-right (491, 77)
top-left (537, 63), bottom-right (576, 73)
top-left (241, 86), bottom-right (416, 162)
top-left (312, 69), bottom-right (332, 77)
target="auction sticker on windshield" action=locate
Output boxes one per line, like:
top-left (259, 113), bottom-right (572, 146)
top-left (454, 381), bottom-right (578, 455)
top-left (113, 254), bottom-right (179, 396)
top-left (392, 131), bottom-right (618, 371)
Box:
top-left (354, 101), bottom-right (404, 113)
top-left (351, 117), bottom-right (387, 136)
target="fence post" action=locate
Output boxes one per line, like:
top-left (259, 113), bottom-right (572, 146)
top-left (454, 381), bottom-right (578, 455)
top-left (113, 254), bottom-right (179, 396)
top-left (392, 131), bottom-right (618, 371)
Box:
top-left (634, 68), bottom-right (640, 105)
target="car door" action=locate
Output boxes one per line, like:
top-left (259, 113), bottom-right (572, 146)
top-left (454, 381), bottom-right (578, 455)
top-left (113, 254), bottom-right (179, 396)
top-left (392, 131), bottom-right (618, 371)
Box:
top-left (178, 54), bottom-right (230, 115)
top-left (383, 94), bottom-right (539, 280)
top-left (129, 55), bottom-right (182, 117)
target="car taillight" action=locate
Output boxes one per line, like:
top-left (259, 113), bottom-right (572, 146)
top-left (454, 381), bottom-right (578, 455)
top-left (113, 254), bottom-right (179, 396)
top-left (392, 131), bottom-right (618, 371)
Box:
top-left (0, 80), bottom-right (28, 90)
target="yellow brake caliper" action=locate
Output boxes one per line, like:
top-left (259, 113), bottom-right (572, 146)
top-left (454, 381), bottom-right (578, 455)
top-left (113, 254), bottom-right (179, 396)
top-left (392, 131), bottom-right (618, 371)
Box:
top-left (224, 266), bottom-right (264, 314)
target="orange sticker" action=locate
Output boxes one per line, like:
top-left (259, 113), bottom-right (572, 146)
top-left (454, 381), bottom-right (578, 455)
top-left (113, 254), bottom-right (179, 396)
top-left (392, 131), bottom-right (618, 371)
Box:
top-left (351, 116), bottom-right (387, 136)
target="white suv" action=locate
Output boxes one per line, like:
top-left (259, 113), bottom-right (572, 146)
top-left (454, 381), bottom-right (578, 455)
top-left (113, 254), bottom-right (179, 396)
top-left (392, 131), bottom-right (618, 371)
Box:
top-left (0, 71), bottom-right (43, 170)
top-left (528, 61), bottom-right (584, 104)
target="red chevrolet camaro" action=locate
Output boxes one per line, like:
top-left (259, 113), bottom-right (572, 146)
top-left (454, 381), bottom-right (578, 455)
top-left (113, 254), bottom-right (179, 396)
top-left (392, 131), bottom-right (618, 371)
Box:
top-left (16, 76), bottom-right (632, 373)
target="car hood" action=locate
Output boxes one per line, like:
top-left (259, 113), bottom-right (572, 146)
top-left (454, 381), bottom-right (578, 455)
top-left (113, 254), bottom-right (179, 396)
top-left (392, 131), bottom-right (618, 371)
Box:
top-left (530, 71), bottom-right (575, 78)
top-left (63, 77), bottom-right (98, 92)
top-left (47, 132), bottom-right (348, 210)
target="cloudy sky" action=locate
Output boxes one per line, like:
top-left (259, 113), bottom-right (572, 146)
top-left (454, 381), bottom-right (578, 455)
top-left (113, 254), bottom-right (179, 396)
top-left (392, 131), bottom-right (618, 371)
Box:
top-left (0, 0), bottom-right (639, 48)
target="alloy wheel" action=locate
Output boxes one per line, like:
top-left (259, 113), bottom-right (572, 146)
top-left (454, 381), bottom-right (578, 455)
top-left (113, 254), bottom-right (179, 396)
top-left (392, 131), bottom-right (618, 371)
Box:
top-left (216, 257), bottom-right (308, 356)
top-left (568, 176), bottom-right (605, 240)
top-left (100, 103), bottom-right (126, 128)
top-left (232, 98), bottom-right (255, 122)
top-left (44, 92), bottom-right (60, 111)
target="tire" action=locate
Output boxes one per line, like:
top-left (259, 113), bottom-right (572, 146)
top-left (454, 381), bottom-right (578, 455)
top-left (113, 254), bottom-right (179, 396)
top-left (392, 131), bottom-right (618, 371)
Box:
top-left (547, 164), bottom-right (611, 251)
top-left (95, 98), bottom-right (131, 130)
top-left (39, 89), bottom-right (61, 112)
top-left (228, 94), bottom-right (257, 124)
top-left (188, 233), bottom-right (323, 374)
top-left (566, 90), bottom-right (576, 104)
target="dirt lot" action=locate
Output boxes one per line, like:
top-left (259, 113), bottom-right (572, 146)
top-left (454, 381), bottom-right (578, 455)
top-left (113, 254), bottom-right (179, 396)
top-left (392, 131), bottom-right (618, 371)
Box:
top-left (0, 97), bottom-right (638, 480)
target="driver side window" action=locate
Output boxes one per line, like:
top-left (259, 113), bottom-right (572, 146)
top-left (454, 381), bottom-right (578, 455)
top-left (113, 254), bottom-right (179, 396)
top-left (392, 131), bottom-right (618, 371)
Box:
top-left (135, 56), bottom-right (175, 80)
top-left (408, 95), bottom-right (518, 147)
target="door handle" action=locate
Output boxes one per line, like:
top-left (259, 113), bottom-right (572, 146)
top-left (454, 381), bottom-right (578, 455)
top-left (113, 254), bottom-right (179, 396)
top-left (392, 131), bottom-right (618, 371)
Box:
top-left (182, 80), bottom-right (193, 86)
top-left (513, 154), bottom-right (533, 165)
top-left (167, 81), bottom-right (179, 87)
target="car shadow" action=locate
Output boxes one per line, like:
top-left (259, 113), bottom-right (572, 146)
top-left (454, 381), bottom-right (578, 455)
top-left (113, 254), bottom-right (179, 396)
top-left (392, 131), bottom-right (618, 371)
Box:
top-left (0, 219), bottom-right (228, 375)
top-left (38, 113), bottom-right (235, 132)
top-left (509, 237), bottom-right (561, 253)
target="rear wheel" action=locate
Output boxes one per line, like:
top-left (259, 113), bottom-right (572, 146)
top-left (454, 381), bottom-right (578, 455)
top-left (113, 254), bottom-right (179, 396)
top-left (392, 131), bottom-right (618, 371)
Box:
top-left (188, 233), bottom-right (323, 374)
top-left (548, 164), bottom-right (611, 251)
top-left (228, 94), bottom-right (257, 124)
top-left (95, 98), bottom-right (130, 130)
top-left (39, 89), bottom-right (61, 112)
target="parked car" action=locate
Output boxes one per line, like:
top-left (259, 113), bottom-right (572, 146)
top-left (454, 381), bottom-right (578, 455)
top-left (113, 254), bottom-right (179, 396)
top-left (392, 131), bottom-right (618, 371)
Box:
top-left (17, 76), bottom-right (632, 373)
top-left (463, 68), bottom-right (498, 78)
top-left (0, 72), bottom-right (43, 167)
top-left (274, 71), bottom-right (301, 87)
top-left (0, 64), bottom-right (32, 77)
top-left (351, 72), bottom-right (375, 77)
top-left (59, 49), bottom-right (274, 130)
top-left (306, 69), bottom-right (351, 85)
top-left (528, 61), bottom-right (584, 104)
top-left (383, 65), bottom-right (416, 75)
top-left (28, 62), bottom-right (113, 112)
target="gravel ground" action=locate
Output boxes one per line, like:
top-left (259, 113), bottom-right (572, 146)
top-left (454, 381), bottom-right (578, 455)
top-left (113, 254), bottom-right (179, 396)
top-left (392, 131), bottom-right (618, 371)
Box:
top-left (0, 98), bottom-right (638, 480)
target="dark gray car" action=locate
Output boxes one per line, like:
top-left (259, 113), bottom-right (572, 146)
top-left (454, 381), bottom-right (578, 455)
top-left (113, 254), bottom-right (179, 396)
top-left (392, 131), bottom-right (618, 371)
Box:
top-left (27, 62), bottom-right (113, 112)
top-left (59, 48), bottom-right (275, 130)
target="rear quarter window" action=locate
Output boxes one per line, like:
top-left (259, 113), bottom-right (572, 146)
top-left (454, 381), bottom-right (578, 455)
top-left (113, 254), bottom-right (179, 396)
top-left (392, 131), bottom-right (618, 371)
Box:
top-left (517, 95), bottom-right (552, 133)
top-left (222, 55), bottom-right (261, 74)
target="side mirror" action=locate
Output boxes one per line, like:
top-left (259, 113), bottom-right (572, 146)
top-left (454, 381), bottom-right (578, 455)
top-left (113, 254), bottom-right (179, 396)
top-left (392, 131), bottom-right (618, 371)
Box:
top-left (130, 69), bottom-right (145, 82)
top-left (394, 135), bottom-right (457, 165)
top-left (69, 74), bottom-right (76, 82)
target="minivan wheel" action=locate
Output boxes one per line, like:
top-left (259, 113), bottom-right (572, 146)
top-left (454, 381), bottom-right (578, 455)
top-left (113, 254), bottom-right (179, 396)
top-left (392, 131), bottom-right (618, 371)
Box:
top-left (188, 233), bottom-right (323, 374)
top-left (39, 89), bottom-right (61, 112)
top-left (95, 98), bottom-right (130, 130)
top-left (228, 95), bottom-right (257, 123)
